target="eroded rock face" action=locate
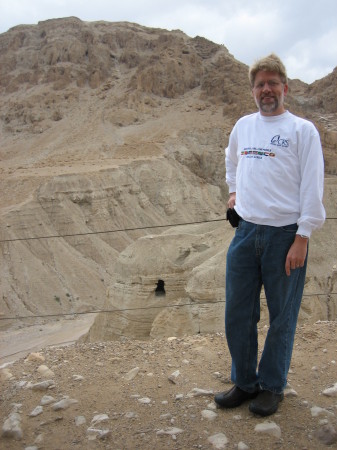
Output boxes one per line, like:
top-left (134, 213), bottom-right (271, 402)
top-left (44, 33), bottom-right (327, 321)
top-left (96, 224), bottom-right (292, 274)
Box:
top-left (86, 198), bottom-right (337, 342)
top-left (87, 224), bottom-right (230, 340)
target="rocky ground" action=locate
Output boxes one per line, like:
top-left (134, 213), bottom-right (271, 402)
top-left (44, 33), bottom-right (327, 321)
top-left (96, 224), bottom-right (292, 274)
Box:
top-left (1, 320), bottom-right (337, 449)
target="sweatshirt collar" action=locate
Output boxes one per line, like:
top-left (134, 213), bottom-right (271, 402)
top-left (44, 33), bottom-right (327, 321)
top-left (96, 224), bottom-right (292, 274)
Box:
top-left (258, 110), bottom-right (289, 121)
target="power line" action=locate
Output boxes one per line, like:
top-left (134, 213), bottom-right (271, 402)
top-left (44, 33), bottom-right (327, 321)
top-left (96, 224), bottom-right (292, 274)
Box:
top-left (0, 216), bottom-right (336, 244)
top-left (1, 292), bottom-right (336, 321)
top-left (0, 217), bottom-right (227, 243)
top-left (1, 217), bottom-right (335, 321)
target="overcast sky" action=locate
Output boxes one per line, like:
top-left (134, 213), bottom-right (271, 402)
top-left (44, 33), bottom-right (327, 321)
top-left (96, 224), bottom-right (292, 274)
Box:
top-left (1, 0), bottom-right (336, 83)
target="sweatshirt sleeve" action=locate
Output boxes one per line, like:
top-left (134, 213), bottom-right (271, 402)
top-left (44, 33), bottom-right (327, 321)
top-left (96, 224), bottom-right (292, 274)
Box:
top-left (296, 124), bottom-right (326, 237)
top-left (225, 125), bottom-right (239, 193)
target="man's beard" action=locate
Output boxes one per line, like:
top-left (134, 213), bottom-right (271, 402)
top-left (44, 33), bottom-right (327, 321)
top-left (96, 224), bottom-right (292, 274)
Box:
top-left (258, 96), bottom-right (279, 113)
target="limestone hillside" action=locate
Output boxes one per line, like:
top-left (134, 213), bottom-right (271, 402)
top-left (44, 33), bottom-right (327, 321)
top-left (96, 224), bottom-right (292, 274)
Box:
top-left (0, 17), bottom-right (336, 340)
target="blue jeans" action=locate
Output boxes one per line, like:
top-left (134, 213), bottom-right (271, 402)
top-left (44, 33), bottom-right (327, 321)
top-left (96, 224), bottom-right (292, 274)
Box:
top-left (225, 220), bottom-right (307, 394)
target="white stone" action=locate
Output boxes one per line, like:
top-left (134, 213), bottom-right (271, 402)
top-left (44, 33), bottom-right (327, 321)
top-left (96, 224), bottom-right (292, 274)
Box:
top-left (254, 421), bottom-right (281, 439)
top-left (201, 409), bottom-right (217, 421)
top-left (207, 432), bottom-right (228, 448)
top-left (2, 412), bottom-right (23, 440)
top-left (52, 398), bottom-right (78, 410)
top-left (138, 397), bottom-right (151, 404)
top-left (37, 365), bottom-right (54, 378)
top-left (213, 372), bottom-right (222, 378)
top-left (323, 382), bottom-right (337, 397)
top-left (40, 395), bottom-right (55, 405)
top-left (27, 380), bottom-right (55, 391)
top-left (156, 427), bottom-right (183, 437)
top-left (319, 419), bottom-right (329, 425)
top-left (238, 442), bottom-right (250, 450)
top-left (86, 427), bottom-right (111, 440)
top-left (311, 406), bottom-right (335, 417)
top-left (284, 386), bottom-right (298, 397)
top-left (75, 416), bottom-right (86, 426)
top-left (29, 406), bottom-right (43, 417)
top-left (207, 402), bottom-right (217, 410)
top-left (187, 387), bottom-right (214, 397)
top-left (72, 374), bottom-right (84, 381)
top-left (168, 370), bottom-right (180, 383)
top-left (124, 367), bottom-right (140, 381)
top-left (91, 414), bottom-right (109, 426)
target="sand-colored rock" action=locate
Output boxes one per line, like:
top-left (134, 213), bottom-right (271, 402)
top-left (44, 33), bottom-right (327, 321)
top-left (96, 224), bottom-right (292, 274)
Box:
top-left (0, 18), bottom-right (336, 354)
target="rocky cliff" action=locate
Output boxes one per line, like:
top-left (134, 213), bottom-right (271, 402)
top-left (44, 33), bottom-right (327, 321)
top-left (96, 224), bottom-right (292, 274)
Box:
top-left (0, 18), bottom-right (336, 343)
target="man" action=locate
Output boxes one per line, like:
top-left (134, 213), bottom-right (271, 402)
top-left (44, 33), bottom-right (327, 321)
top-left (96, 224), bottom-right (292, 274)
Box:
top-left (215, 54), bottom-right (326, 416)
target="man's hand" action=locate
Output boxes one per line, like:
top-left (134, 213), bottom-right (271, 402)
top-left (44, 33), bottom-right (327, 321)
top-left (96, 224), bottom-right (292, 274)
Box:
top-left (228, 192), bottom-right (236, 209)
top-left (285, 235), bottom-right (308, 276)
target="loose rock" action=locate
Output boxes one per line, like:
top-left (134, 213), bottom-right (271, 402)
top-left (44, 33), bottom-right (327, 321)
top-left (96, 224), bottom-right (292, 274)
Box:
top-left (322, 382), bottom-right (337, 397)
top-left (40, 395), bottom-right (55, 405)
top-left (156, 427), bottom-right (184, 438)
top-left (91, 414), bottom-right (109, 426)
top-left (52, 398), bottom-right (78, 410)
top-left (137, 397), bottom-right (151, 404)
top-left (254, 421), bottom-right (281, 439)
top-left (201, 409), bottom-right (217, 421)
top-left (37, 365), bottom-right (55, 378)
top-left (168, 369), bottom-right (180, 383)
top-left (311, 406), bottom-right (335, 417)
top-left (187, 388), bottom-right (214, 397)
top-left (124, 367), bottom-right (140, 381)
top-left (27, 380), bottom-right (55, 391)
top-left (29, 405), bottom-right (43, 417)
top-left (26, 353), bottom-right (45, 363)
top-left (75, 416), bottom-right (86, 426)
top-left (314, 423), bottom-right (337, 445)
top-left (2, 412), bottom-right (23, 441)
top-left (207, 432), bottom-right (228, 448)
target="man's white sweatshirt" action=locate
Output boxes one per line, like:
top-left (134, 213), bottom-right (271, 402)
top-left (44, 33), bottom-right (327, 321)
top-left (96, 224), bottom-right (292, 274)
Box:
top-left (225, 111), bottom-right (326, 237)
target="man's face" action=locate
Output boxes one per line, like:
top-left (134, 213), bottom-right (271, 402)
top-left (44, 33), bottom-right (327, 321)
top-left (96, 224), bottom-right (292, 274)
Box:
top-left (252, 71), bottom-right (288, 116)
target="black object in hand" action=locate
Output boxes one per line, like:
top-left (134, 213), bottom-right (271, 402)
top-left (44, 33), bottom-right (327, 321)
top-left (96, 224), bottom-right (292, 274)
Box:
top-left (226, 208), bottom-right (241, 228)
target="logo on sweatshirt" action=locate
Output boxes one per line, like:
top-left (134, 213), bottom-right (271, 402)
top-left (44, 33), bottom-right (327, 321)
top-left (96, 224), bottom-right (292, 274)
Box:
top-left (271, 135), bottom-right (289, 147)
top-left (241, 148), bottom-right (275, 159)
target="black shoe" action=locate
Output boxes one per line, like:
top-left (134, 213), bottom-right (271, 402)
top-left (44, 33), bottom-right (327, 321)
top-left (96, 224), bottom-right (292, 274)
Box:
top-left (249, 390), bottom-right (284, 416)
top-left (214, 385), bottom-right (259, 409)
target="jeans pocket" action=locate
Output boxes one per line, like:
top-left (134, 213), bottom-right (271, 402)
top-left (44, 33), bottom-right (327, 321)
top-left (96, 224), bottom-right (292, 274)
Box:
top-left (236, 219), bottom-right (244, 232)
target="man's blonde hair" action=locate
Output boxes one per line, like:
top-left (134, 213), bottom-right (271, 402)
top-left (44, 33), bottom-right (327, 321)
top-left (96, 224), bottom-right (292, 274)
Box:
top-left (249, 53), bottom-right (288, 87)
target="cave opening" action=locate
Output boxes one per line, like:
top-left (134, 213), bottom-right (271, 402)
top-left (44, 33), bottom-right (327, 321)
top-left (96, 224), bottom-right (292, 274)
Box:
top-left (155, 279), bottom-right (166, 297)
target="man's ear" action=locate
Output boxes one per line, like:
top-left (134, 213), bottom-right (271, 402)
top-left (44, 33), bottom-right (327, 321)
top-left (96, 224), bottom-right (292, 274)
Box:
top-left (284, 84), bottom-right (289, 95)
